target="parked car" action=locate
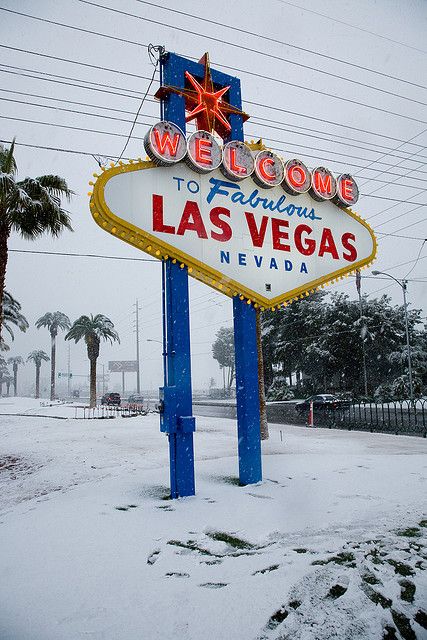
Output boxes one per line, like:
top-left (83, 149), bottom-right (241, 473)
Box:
top-left (295, 394), bottom-right (350, 414)
top-left (101, 392), bottom-right (121, 406)
top-left (127, 394), bottom-right (144, 405)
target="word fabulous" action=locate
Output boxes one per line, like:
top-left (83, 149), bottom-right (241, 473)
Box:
top-left (144, 121), bottom-right (359, 208)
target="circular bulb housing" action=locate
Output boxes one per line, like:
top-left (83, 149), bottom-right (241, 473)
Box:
top-left (253, 150), bottom-right (284, 188)
top-left (282, 158), bottom-right (311, 195)
top-left (144, 121), bottom-right (187, 166)
top-left (186, 130), bottom-right (222, 173)
top-left (221, 141), bottom-right (254, 181)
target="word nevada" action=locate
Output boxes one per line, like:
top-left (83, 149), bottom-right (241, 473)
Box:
top-left (144, 121), bottom-right (359, 208)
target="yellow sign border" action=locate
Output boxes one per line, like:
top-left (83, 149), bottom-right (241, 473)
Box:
top-left (89, 160), bottom-right (377, 310)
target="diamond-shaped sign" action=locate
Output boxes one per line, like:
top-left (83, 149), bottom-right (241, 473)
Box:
top-left (90, 161), bottom-right (376, 309)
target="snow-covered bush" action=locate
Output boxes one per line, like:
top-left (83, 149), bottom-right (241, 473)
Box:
top-left (267, 376), bottom-right (294, 401)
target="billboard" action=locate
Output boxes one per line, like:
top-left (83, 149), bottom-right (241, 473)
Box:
top-left (108, 361), bottom-right (138, 372)
top-left (91, 145), bottom-right (376, 309)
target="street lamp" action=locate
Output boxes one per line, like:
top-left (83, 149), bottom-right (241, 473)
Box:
top-left (372, 270), bottom-right (414, 402)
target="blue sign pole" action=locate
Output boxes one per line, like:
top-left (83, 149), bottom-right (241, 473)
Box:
top-left (159, 53), bottom-right (195, 498)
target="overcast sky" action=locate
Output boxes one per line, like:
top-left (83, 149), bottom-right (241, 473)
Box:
top-left (1, 0), bottom-right (426, 396)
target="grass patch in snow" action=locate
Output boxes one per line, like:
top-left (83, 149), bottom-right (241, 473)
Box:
top-left (383, 625), bottom-right (398, 639)
top-left (361, 571), bottom-right (381, 585)
top-left (293, 548), bottom-right (307, 554)
top-left (167, 539), bottom-right (220, 557)
top-left (266, 606), bottom-right (288, 629)
top-left (414, 609), bottom-right (427, 629)
top-left (327, 584), bottom-right (348, 599)
top-left (312, 551), bottom-right (356, 567)
top-left (363, 585), bottom-right (392, 609)
top-left (387, 559), bottom-right (415, 577)
top-left (395, 527), bottom-right (421, 538)
top-left (399, 580), bottom-right (416, 603)
top-left (391, 609), bottom-right (416, 640)
top-left (206, 531), bottom-right (254, 550)
top-left (213, 475), bottom-right (241, 486)
top-left (418, 519), bottom-right (427, 528)
top-left (252, 564), bottom-right (279, 575)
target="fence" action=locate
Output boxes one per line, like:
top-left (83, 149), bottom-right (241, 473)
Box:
top-left (311, 400), bottom-right (427, 437)
top-left (74, 404), bottom-right (149, 419)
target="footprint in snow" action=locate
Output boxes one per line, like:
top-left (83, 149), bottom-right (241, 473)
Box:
top-left (147, 549), bottom-right (160, 565)
top-left (165, 572), bottom-right (189, 578)
top-left (247, 492), bottom-right (273, 500)
top-left (199, 582), bottom-right (228, 589)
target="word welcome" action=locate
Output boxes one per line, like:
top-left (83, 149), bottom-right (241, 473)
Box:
top-left (144, 121), bottom-right (359, 208)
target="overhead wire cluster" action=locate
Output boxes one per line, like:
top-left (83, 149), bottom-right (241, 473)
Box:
top-left (1, 0), bottom-right (426, 306)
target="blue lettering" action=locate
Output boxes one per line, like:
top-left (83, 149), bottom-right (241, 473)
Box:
top-left (220, 251), bottom-right (230, 264)
top-left (173, 176), bottom-right (185, 191)
top-left (207, 178), bottom-right (240, 204)
top-left (238, 253), bottom-right (247, 266)
top-left (187, 180), bottom-right (199, 194)
top-left (284, 260), bottom-right (293, 271)
top-left (300, 262), bottom-right (308, 273)
top-left (269, 258), bottom-right (278, 270)
top-left (254, 255), bottom-right (263, 268)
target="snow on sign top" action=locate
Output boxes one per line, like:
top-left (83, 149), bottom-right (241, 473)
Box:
top-left (89, 136), bottom-right (376, 309)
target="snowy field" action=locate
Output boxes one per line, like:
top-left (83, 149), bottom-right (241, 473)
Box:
top-left (0, 397), bottom-right (426, 640)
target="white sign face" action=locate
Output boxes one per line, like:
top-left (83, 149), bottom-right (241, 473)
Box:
top-left (91, 161), bottom-right (376, 308)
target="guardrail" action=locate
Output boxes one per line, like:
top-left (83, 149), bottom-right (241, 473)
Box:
top-left (310, 400), bottom-right (427, 437)
top-left (74, 404), bottom-right (149, 419)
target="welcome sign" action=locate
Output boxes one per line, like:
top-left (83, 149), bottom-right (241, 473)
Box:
top-left (90, 149), bottom-right (376, 309)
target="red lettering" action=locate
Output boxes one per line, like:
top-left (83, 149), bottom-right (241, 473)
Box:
top-left (318, 228), bottom-right (339, 259)
top-left (258, 157), bottom-right (275, 181)
top-left (210, 207), bottom-right (232, 242)
top-left (230, 148), bottom-right (247, 175)
top-left (195, 138), bottom-right (212, 165)
top-left (341, 178), bottom-right (353, 201)
top-left (245, 212), bottom-right (268, 247)
top-left (272, 218), bottom-right (290, 252)
top-left (152, 194), bottom-right (175, 234)
top-left (342, 232), bottom-right (357, 261)
top-left (288, 165), bottom-right (306, 188)
top-left (314, 171), bottom-right (332, 195)
top-left (294, 224), bottom-right (315, 256)
top-left (153, 129), bottom-right (181, 156)
top-left (177, 201), bottom-right (208, 239)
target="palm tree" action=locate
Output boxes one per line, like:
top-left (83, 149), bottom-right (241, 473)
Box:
top-left (27, 350), bottom-right (49, 399)
top-left (65, 315), bottom-right (119, 408)
top-left (0, 139), bottom-right (73, 343)
top-left (0, 359), bottom-right (10, 397)
top-left (7, 355), bottom-right (24, 396)
top-left (35, 312), bottom-right (71, 400)
top-left (1, 291), bottom-right (28, 351)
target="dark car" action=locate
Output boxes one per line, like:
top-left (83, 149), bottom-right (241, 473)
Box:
top-left (101, 392), bottom-right (121, 406)
top-left (295, 394), bottom-right (347, 414)
top-left (127, 394), bottom-right (144, 406)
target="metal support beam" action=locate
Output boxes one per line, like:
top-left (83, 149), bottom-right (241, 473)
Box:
top-left (233, 297), bottom-right (262, 484)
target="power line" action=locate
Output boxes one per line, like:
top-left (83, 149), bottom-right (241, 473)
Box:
top-left (4, 87), bottom-right (427, 165)
top-left (85, 0), bottom-right (427, 91)
top-left (0, 44), bottom-right (153, 81)
top-left (9, 249), bottom-right (159, 263)
top-left (3, 95), bottom-right (427, 179)
top-left (2, 59), bottom-right (426, 155)
top-left (275, 0), bottom-right (427, 55)
top-left (3, 6), bottom-right (427, 123)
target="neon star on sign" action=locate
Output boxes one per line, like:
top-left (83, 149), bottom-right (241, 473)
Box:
top-left (155, 53), bottom-right (249, 140)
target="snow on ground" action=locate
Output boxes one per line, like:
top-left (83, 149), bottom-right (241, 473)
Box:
top-left (0, 397), bottom-right (426, 640)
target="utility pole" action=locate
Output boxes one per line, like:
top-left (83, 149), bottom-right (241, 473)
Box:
top-left (356, 270), bottom-right (368, 396)
top-left (133, 300), bottom-right (142, 394)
